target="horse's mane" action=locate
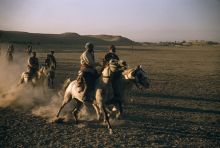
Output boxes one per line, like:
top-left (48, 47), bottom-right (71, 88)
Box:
top-left (122, 68), bottom-right (135, 76)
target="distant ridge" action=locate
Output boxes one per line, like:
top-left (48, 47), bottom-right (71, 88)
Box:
top-left (0, 30), bottom-right (139, 45)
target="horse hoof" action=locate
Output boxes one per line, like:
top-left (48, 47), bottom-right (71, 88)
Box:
top-left (75, 121), bottom-right (79, 124)
top-left (53, 117), bottom-right (64, 123)
top-left (109, 129), bottom-right (113, 135)
top-left (116, 113), bottom-right (121, 119)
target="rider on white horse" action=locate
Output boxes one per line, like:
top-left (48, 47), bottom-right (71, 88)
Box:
top-left (79, 42), bottom-right (101, 102)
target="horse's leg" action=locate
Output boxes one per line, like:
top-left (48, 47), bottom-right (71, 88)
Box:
top-left (72, 99), bottom-right (83, 124)
top-left (51, 78), bottom-right (54, 88)
top-left (97, 101), bottom-right (112, 134)
top-left (105, 98), bottom-right (122, 119)
top-left (50, 71), bottom-right (55, 88)
top-left (102, 105), bottom-right (113, 134)
top-left (56, 94), bottom-right (72, 118)
top-left (92, 102), bottom-right (101, 121)
top-left (47, 77), bottom-right (50, 88)
top-left (115, 99), bottom-right (123, 119)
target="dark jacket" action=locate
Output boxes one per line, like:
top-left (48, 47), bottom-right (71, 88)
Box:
top-left (50, 55), bottom-right (57, 69)
top-left (103, 52), bottom-right (119, 66)
top-left (28, 57), bottom-right (39, 70)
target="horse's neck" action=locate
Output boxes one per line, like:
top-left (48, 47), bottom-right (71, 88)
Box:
top-left (38, 67), bottom-right (47, 78)
top-left (100, 67), bottom-right (111, 84)
top-left (122, 77), bottom-right (134, 90)
top-left (122, 69), bottom-right (135, 90)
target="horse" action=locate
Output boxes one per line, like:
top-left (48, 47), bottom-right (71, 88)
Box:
top-left (56, 60), bottom-right (120, 134)
top-left (18, 66), bottom-right (50, 88)
top-left (101, 64), bottom-right (150, 119)
top-left (44, 55), bottom-right (56, 88)
top-left (18, 70), bottom-right (33, 85)
top-left (18, 66), bottom-right (39, 86)
top-left (38, 65), bottom-right (55, 88)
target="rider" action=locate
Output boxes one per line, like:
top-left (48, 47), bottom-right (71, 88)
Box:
top-left (49, 50), bottom-right (57, 70)
top-left (7, 44), bottom-right (14, 53)
top-left (45, 54), bottom-right (51, 68)
top-left (28, 51), bottom-right (39, 79)
top-left (103, 45), bottom-right (122, 103)
top-left (103, 45), bottom-right (119, 67)
top-left (79, 42), bottom-right (100, 102)
top-left (26, 44), bottom-right (32, 56)
top-left (6, 44), bottom-right (14, 62)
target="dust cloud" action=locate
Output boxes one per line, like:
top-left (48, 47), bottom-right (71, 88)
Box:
top-left (0, 53), bottom-right (62, 121)
top-left (0, 52), bottom-right (96, 122)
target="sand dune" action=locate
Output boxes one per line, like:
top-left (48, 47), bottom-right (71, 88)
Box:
top-left (0, 30), bottom-right (139, 46)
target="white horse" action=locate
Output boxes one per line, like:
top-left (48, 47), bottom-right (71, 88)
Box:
top-left (56, 60), bottom-right (120, 134)
top-left (18, 67), bottom-right (38, 86)
top-left (18, 66), bottom-right (50, 89)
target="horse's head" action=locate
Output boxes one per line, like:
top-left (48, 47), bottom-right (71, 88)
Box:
top-left (38, 67), bottom-right (44, 75)
top-left (22, 66), bottom-right (32, 83)
top-left (123, 65), bottom-right (150, 89)
top-left (37, 66), bottom-right (48, 79)
top-left (23, 72), bottom-right (31, 83)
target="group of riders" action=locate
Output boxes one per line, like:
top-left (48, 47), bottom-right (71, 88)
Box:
top-left (4, 42), bottom-right (125, 104)
top-left (2, 42), bottom-right (149, 132)
top-left (79, 42), bottom-right (123, 103)
top-left (19, 50), bottom-right (57, 85)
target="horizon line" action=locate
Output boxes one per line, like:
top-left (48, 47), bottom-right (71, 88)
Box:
top-left (0, 29), bottom-right (219, 43)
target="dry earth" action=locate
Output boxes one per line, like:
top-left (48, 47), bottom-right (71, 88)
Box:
top-left (0, 45), bottom-right (220, 147)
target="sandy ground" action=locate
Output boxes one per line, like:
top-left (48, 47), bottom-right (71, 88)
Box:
top-left (0, 45), bottom-right (220, 147)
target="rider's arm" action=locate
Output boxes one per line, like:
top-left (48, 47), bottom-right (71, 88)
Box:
top-left (27, 58), bottom-right (32, 67)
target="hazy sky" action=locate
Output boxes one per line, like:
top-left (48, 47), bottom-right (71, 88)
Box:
top-left (0, 0), bottom-right (220, 42)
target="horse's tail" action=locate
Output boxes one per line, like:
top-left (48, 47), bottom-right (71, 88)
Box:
top-left (58, 78), bottom-right (71, 97)
top-left (63, 78), bottom-right (71, 91)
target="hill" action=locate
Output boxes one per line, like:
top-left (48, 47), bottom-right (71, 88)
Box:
top-left (0, 30), bottom-right (139, 46)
